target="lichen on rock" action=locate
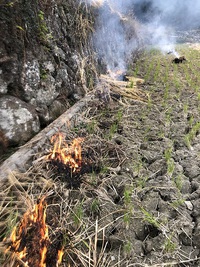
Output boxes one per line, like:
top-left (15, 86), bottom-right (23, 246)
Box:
top-left (0, 0), bottom-right (97, 150)
top-left (0, 96), bottom-right (40, 145)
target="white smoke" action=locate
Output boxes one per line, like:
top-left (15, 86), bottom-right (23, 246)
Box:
top-left (92, 0), bottom-right (140, 73)
top-left (82, 0), bottom-right (200, 73)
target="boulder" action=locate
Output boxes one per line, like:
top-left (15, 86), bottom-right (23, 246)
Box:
top-left (0, 96), bottom-right (40, 145)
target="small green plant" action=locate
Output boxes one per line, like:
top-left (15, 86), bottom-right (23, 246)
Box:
top-left (165, 108), bottom-right (173, 124)
top-left (188, 115), bottom-right (194, 127)
top-left (173, 174), bottom-right (183, 191)
top-left (128, 80), bottom-right (134, 88)
top-left (40, 68), bottom-right (48, 80)
top-left (1, 210), bottom-right (19, 240)
top-left (164, 146), bottom-right (175, 177)
top-left (141, 207), bottom-right (160, 229)
top-left (137, 176), bottom-right (148, 189)
top-left (7, 1), bottom-right (16, 7)
top-left (107, 123), bottom-right (118, 139)
top-left (133, 65), bottom-right (139, 76)
top-left (184, 122), bottom-right (200, 148)
top-left (116, 109), bottom-right (123, 122)
top-left (184, 134), bottom-right (191, 149)
top-left (170, 198), bottom-right (185, 208)
top-left (197, 92), bottom-right (200, 102)
top-left (147, 93), bottom-right (152, 109)
top-left (123, 187), bottom-right (134, 227)
top-left (73, 203), bottom-right (84, 226)
top-left (167, 158), bottom-right (175, 177)
top-left (87, 171), bottom-right (98, 185)
top-left (106, 110), bottom-right (123, 140)
top-left (163, 85), bottom-right (169, 104)
top-left (90, 199), bottom-right (100, 216)
top-left (123, 187), bottom-right (133, 207)
top-left (164, 146), bottom-right (173, 162)
top-left (100, 164), bottom-right (109, 174)
top-left (153, 64), bottom-right (160, 82)
top-left (38, 10), bottom-right (53, 43)
top-left (123, 211), bottom-right (132, 227)
top-left (123, 240), bottom-right (132, 256)
top-left (86, 120), bottom-right (97, 134)
top-left (164, 235), bottom-right (176, 253)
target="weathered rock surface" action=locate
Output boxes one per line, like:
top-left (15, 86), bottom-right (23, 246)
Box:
top-left (0, 0), bottom-right (96, 149)
top-left (0, 96), bottom-right (40, 145)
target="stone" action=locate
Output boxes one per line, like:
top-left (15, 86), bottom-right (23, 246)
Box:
top-left (0, 70), bottom-right (8, 94)
top-left (21, 59), bottom-right (41, 102)
top-left (184, 200), bottom-right (193, 211)
top-left (35, 75), bottom-right (58, 106)
top-left (0, 96), bottom-right (40, 145)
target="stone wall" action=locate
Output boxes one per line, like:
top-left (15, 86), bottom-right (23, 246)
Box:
top-left (0, 0), bottom-right (97, 152)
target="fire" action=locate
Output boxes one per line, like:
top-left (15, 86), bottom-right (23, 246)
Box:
top-left (47, 132), bottom-right (84, 172)
top-left (57, 249), bottom-right (64, 264)
top-left (4, 196), bottom-right (64, 267)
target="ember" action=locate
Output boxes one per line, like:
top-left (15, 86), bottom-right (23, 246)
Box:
top-left (47, 132), bottom-right (84, 173)
top-left (4, 195), bottom-right (64, 267)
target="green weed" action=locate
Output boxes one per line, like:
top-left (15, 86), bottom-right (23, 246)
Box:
top-left (170, 198), bottom-right (185, 208)
top-left (164, 234), bottom-right (176, 253)
top-left (90, 199), bottom-right (100, 217)
top-left (86, 120), bottom-right (97, 134)
top-left (137, 176), bottom-right (148, 189)
top-left (141, 207), bottom-right (160, 229)
top-left (38, 10), bottom-right (53, 43)
top-left (123, 240), bottom-right (132, 256)
top-left (173, 174), bottom-right (183, 191)
top-left (128, 80), bottom-right (134, 88)
top-left (123, 187), bottom-right (133, 207)
top-left (1, 210), bottom-right (19, 240)
top-left (184, 122), bottom-right (200, 148)
top-left (123, 211), bottom-right (132, 226)
top-left (73, 203), bottom-right (84, 226)
top-left (164, 146), bottom-right (173, 162)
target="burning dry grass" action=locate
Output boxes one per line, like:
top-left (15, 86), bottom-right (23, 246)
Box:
top-left (0, 172), bottom-right (62, 267)
top-left (0, 167), bottom-right (123, 266)
top-left (0, 171), bottom-right (70, 266)
top-left (46, 132), bottom-right (84, 173)
top-left (0, 119), bottom-right (127, 266)
top-left (3, 193), bottom-right (64, 267)
top-left (0, 77), bottom-right (149, 266)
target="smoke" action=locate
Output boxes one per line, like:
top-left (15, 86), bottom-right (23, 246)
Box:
top-left (91, 0), bottom-right (140, 73)
top-left (145, 0), bottom-right (200, 30)
top-left (83, 0), bottom-right (200, 73)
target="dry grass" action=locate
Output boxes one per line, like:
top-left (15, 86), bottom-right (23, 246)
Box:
top-left (1, 43), bottom-right (200, 266)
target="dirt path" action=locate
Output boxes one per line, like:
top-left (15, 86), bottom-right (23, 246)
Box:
top-left (1, 44), bottom-right (200, 267)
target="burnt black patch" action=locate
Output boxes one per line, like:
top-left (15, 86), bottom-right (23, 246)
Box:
top-left (49, 155), bottom-right (100, 189)
top-left (172, 56), bottom-right (186, 64)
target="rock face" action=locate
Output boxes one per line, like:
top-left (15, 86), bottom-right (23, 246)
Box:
top-left (0, 0), bottom-right (96, 149)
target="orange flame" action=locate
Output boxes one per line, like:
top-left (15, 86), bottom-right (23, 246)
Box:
top-left (47, 132), bottom-right (84, 172)
top-left (4, 196), bottom-right (64, 267)
top-left (57, 249), bottom-right (64, 264)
